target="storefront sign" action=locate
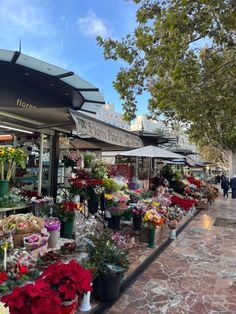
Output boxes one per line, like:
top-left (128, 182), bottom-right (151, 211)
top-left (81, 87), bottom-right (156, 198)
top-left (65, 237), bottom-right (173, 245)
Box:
top-left (70, 109), bottom-right (143, 148)
top-left (16, 98), bottom-right (37, 109)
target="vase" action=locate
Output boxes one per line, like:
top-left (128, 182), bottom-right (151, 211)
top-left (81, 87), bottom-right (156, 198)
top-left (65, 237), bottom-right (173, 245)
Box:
top-left (48, 229), bottom-right (60, 248)
top-left (110, 215), bottom-right (121, 231)
top-left (93, 274), bottom-right (121, 301)
top-left (0, 180), bottom-right (9, 198)
top-left (60, 219), bottom-right (74, 239)
top-left (169, 229), bottom-right (177, 240)
top-left (148, 228), bottom-right (156, 248)
top-left (123, 209), bottom-right (132, 221)
top-left (64, 166), bottom-right (72, 187)
top-left (79, 291), bottom-right (91, 312)
top-left (61, 298), bottom-right (78, 314)
top-left (87, 199), bottom-right (99, 215)
top-left (133, 214), bottom-right (142, 231)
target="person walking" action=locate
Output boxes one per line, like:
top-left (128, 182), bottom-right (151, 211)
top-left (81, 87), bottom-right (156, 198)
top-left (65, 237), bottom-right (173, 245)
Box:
top-left (221, 176), bottom-right (230, 197)
top-left (230, 174), bottom-right (236, 199)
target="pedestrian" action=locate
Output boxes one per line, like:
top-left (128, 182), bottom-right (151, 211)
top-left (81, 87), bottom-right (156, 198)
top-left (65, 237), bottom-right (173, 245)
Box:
top-left (230, 174), bottom-right (236, 199)
top-left (221, 176), bottom-right (230, 197)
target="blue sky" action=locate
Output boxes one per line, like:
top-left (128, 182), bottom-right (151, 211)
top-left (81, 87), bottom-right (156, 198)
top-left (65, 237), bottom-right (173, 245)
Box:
top-left (0, 0), bottom-right (147, 115)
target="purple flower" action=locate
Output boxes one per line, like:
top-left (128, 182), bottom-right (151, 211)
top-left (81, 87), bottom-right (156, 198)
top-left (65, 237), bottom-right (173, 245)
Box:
top-left (44, 218), bottom-right (61, 231)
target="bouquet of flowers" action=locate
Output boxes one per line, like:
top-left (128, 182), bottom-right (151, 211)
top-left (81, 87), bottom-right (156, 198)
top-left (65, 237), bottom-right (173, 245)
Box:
top-left (61, 151), bottom-right (81, 168)
top-left (0, 146), bottom-right (27, 181)
top-left (168, 206), bottom-right (184, 222)
top-left (56, 201), bottom-right (77, 222)
top-left (143, 209), bottom-right (164, 229)
top-left (132, 206), bottom-right (145, 216)
top-left (44, 218), bottom-right (61, 231)
top-left (106, 191), bottom-right (130, 217)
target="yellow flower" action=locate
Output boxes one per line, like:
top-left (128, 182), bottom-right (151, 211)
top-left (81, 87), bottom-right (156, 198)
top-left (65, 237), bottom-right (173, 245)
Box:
top-left (105, 194), bottom-right (113, 200)
top-left (0, 147), bottom-right (4, 155)
top-left (123, 183), bottom-right (128, 189)
top-left (152, 201), bottom-right (158, 207)
top-left (7, 147), bottom-right (15, 153)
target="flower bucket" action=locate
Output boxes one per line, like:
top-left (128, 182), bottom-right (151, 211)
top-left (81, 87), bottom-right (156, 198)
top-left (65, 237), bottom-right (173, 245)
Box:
top-left (0, 180), bottom-right (9, 198)
top-left (61, 298), bottom-right (78, 314)
top-left (133, 214), bottom-right (142, 231)
top-left (148, 228), bottom-right (156, 248)
top-left (93, 274), bottom-right (121, 301)
top-left (48, 229), bottom-right (60, 248)
top-left (110, 215), bottom-right (121, 231)
top-left (61, 219), bottom-right (74, 239)
top-left (87, 199), bottom-right (99, 215)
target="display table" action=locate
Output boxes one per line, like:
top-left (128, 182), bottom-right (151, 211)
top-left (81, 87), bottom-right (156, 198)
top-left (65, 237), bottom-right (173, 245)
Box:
top-left (0, 205), bottom-right (28, 218)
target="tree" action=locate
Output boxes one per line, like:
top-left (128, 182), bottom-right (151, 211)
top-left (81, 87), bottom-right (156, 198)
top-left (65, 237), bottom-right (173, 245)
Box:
top-left (97, 0), bottom-right (236, 175)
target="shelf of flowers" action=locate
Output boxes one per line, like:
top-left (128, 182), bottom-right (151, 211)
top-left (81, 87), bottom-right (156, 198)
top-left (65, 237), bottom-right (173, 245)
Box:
top-left (0, 150), bottom-right (219, 313)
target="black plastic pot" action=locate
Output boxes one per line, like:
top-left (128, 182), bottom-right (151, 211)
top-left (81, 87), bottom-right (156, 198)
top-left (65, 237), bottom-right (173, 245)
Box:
top-left (87, 199), bottom-right (99, 214)
top-left (93, 274), bottom-right (122, 301)
top-left (133, 214), bottom-right (142, 231)
top-left (110, 215), bottom-right (121, 231)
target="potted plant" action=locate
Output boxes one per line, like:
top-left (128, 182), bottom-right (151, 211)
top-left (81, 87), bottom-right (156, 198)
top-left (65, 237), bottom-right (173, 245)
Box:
top-left (0, 146), bottom-right (26, 198)
top-left (55, 201), bottom-right (77, 239)
top-left (84, 228), bottom-right (129, 301)
top-left (1, 279), bottom-right (62, 314)
top-left (39, 260), bottom-right (92, 314)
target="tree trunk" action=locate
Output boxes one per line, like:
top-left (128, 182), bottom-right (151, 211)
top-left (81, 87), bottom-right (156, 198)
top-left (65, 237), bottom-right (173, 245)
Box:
top-left (228, 151), bottom-right (236, 178)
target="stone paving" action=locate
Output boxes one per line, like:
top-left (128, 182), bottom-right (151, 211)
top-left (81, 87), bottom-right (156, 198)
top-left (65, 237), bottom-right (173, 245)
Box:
top-left (107, 196), bottom-right (236, 314)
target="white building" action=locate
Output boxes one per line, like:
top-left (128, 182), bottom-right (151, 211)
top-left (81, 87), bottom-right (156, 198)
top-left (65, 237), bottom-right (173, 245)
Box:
top-left (130, 114), bottom-right (165, 133)
top-left (94, 104), bottom-right (130, 130)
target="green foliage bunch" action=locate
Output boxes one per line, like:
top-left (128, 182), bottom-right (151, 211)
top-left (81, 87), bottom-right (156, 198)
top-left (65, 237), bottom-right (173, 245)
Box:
top-left (83, 228), bottom-right (129, 279)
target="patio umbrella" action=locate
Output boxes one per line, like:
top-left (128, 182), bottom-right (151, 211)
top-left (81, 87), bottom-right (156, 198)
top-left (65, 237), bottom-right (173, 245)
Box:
top-left (118, 145), bottom-right (185, 159)
top-left (117, 145), bottom-right (185, 180)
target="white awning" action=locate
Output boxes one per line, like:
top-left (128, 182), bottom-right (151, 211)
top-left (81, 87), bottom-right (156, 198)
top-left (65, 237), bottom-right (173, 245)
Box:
top-left (70, 109), bottom-right (143, 148)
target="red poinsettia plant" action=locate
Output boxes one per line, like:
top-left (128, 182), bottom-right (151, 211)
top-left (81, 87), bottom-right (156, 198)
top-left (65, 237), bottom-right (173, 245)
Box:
top-left (39, 260), bottom-right (92, 302)
top-left (1, 279), bottom-right (62, 314)
top-left (0, 271), bottom-right (8, 285)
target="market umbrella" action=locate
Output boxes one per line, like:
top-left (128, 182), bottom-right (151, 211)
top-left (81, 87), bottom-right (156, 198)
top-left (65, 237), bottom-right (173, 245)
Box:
top-left (118, 145), bottom-right (185, 159)
top-left (117, 145), bottom-right (186, 181)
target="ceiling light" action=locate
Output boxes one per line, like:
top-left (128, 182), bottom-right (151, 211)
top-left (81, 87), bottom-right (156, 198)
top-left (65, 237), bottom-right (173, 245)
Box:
top-left (0, 125), bottom-right (33, 134)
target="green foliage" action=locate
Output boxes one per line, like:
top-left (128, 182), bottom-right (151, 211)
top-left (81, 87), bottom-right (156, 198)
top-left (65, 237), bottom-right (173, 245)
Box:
top-left (83, 228), bottom-right (129, 279)
top-left (97, 0), bottom-right (236, 151)
top-left (102, 179), bottom-right (120, 193)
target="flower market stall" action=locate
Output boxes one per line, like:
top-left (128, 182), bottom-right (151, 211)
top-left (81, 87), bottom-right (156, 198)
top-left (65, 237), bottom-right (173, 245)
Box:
top-left (0, 146), bottom-right (220, 313)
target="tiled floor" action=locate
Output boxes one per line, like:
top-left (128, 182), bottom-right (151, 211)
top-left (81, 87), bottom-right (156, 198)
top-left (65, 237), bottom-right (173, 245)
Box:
top-left (107, 196), bottom-right (236, 314)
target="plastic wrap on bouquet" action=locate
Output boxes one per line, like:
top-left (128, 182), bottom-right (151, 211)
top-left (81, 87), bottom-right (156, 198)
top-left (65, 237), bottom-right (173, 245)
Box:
top-left (64, 167), bottom-right (73, 187)
top-left (169, 229), bottom-right (176, 239)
